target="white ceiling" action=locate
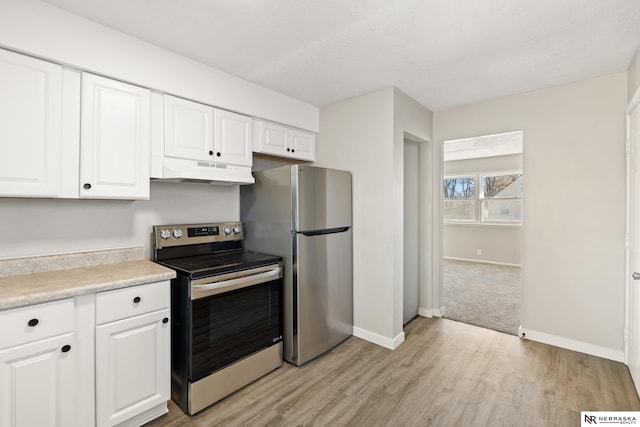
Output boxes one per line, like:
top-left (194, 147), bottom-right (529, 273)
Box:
top-left (42, 0), bottom-right (640, 111)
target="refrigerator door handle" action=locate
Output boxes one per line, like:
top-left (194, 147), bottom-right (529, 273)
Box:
top-left (298, 226), bottom-right (350, 237)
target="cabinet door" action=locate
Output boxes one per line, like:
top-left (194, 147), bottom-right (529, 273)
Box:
top-left (80, 73), bottom-right (150, 199)
top-left (0, 49), bottom-right (62, 197)
top-left (290, 129), bottom-right (316, 162)
top-left (254, 120), bottom-right (290, 157)
top-left (164, 95), bottom-right (213, 162)
top-left (213, 109), bottom-right (252, 167)
top-left (95, 309), bottom-right (170, 427)
top-left (0, 333), bottom-right (76, 427)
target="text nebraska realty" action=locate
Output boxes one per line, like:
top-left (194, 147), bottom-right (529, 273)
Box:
top-left (585, 414), bottom-right (637, 425)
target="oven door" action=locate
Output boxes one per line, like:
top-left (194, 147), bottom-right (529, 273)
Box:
top-left (189, 264), bottom-right (283, 382)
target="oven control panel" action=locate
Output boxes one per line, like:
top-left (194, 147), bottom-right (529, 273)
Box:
top-left (153, 222), bottom-right (243, 248)
top-left (188, 226), bottom-right (219, 237)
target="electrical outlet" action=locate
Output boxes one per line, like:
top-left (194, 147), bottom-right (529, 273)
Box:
top-left (476, 249), bottom-right (482, 255)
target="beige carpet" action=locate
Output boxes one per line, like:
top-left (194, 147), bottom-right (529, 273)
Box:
top-left (443, 259), bottom-right (521, 335)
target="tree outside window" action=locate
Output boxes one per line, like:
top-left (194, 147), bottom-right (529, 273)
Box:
top-left (444, 172), bottom-right (522, 224)
top-left (443, 176), bottom-right (476, 221)
top-left (481, 174), bottom-right (522, 223)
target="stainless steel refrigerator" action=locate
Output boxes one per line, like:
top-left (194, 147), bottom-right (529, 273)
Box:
top-left (241, 165), bottom-right (353, 366)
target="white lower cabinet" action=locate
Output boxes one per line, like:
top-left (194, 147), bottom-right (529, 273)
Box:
top-left (95, 309), bottom-right (170, 427)
top-left (0, 299), bottom-right (77, 427)
top-left (95, 281), bottom-right (171, 427)
top-left (0, 333), bottom-right (76, 427)
top-left (0, 281), bottom-right (170, 427)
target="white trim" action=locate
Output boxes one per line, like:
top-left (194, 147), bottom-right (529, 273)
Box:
top-left (625, 108), bottom-right (632, 366)
top-left (419, 307), bottom-right (445, 317)
top-left (519, 327), bottom-right (624, 362)
top-left (444, 256), bottom-right (521, 268)
top-left (625, 88), bottom-right (640, 366)
top-left (628, 85), bottom-right (640, 115)
top-left (418, 307), bottom-right (432, 317)
top-left (353, 327), bottom-right (405, 350)
top-left (444, 222), bottom-right (522, 229)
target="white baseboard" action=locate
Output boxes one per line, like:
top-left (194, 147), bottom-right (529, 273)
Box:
top-left (418, 307), bottom-right (432, 317)
top-left (444, 256), bottom-right (521, 268)
top-left (418, 306), bottom-right (445, 318)
top-left (353, 327), bottom-right (405, 350)
top-left (518, 327), bottom-right (624, 362)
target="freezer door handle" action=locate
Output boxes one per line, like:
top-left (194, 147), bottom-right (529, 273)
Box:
top-left (298, 227), bottom-right (350, 237)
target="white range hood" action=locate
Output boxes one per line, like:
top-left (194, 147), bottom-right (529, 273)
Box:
top-left (152, 157), bottom-right (255, 185)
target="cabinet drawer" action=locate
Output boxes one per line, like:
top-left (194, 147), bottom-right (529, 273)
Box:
top-left (96, 281), bottom-right (170, 325)
top-left (0, 299), bottom-right (75, 350)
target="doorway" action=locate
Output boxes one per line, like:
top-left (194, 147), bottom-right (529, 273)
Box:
top-left (441, 131), bottom-right (523, 335)
top-left (404, 139), bottom-right (420, 324)
top-left (627, 97), bottom-right (640, 395)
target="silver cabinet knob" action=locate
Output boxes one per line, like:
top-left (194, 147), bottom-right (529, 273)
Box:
top-left (633, 272), bottom-right (640, 280)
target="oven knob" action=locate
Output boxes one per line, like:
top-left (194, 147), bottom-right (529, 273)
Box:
top-left (172, 229), bottom-right (183, 239)
top-left (233, 225), bottom-right (241, 235)
top-left (224, 226), bottom-right (232, 236)
top-left (159, 229), bottom-right (171, 240)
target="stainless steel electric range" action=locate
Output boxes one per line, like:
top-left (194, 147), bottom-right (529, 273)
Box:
top-left (152, 222), bottom-right (283, 415)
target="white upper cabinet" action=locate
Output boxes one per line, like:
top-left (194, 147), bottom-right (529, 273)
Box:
top-left (255, 121), bottom-right (289, 157)
top-left (0, 49), bottom-right (63, 197)
top-left (164, 95), bottom-right (252, 167)
top-left (164, 94), bottom-right (213, 162)
top-left (253, 119), bottom-right (316, 162)
top-left (213, 108), bottom-right (252, 167)
top-left (290, 129), bottom-right (316, 162)
top-left (80, 73), bottom-right (151, 200)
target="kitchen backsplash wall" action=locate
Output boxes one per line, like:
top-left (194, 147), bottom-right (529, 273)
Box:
top-left (0, 181), bottom-right (239, 260)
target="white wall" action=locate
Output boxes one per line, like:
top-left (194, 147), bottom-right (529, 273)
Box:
top-left (628, 45), bottom-right (640, 102)
top-left (434, 72), bottom-right (628, 360)
top-left (393, 89), bottom-right (434, 335)
top-left (316, 88), bottom-right (396, 343)
top-left (444, 225), bottom-right (521, 265)
top-left (316, 87), bottom-right (432, 348)
top-left (0, 0), bottom-right (318, 132)
top-left (443, 153), bottom-right (522, 265)
top-left (0, 182), bottom-right (239, 260)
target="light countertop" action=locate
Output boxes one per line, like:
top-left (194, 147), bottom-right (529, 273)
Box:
top-left (0, 249), bottom-right (175, 311)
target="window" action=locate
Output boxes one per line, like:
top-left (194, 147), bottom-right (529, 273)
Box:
top-left (444, 172), bottom-right (522, 225)
top-left (480, 173), bottom-right (522, 223)
top-left (443, 176), bottom-right (476, 221)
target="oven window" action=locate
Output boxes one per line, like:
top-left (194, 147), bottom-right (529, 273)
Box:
top-left (190, 278), bottom-right (282, 381)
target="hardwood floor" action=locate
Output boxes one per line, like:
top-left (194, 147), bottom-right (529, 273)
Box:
top-left (145, 317), bottom-right (640, 427)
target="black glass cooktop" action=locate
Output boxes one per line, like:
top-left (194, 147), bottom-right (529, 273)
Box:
top-left (155, 250), bottom-right (282, 279)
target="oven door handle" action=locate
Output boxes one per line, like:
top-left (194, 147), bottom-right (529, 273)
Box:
top-left (191, 267), bottom-right (282, 300)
